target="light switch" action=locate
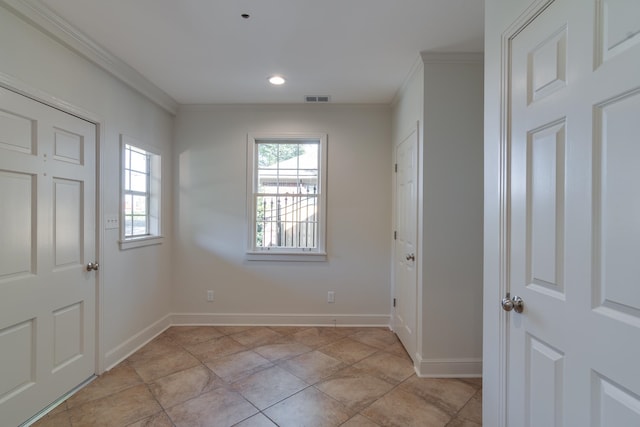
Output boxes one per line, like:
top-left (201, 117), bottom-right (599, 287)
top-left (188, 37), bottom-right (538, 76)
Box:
top-left (105, 214), bottom-right (119, 230)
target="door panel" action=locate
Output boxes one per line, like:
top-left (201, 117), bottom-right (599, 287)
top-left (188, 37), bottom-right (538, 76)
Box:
top-left (506, 0), bottom-right (640, 425)
top-left (0, 87), bottom-right (96, 426)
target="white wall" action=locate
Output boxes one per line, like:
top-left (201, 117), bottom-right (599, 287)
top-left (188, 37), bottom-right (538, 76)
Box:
top-left (0, 7), bottom-right (175, 370)
top-left (173, 104), bottom-right (392, 324)
top-left (392, 53), bottom-right (484, 377)
top-left (422, 54), bottom-right (484, 369)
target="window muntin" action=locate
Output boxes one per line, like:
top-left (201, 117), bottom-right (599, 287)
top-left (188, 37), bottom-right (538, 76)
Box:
top-left (248, 135), bottom-right (327, 259)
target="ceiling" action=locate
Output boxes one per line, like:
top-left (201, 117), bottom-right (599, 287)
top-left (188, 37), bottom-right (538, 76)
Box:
top-left (37, 0), bottom-right (484, 105)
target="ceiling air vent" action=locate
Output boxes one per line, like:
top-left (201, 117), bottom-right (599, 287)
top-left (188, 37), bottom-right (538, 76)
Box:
top-left (305, 95), bottom-right (331, 103)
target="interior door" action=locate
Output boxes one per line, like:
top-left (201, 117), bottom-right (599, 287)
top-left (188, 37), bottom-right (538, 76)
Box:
top-left (0, 87), bottom-right (96, 426)
top-left (394, 125), bottom-right (418, 360)
top-left (505, 0), bottom-right (640, 425)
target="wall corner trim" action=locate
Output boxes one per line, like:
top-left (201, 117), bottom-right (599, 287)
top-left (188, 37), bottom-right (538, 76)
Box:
top-left (103, 314), bottom-right (172, 372)
top-left (420, 52), bottom-right (484, 64)
top-left (0, 0), bottom-right (178, 115)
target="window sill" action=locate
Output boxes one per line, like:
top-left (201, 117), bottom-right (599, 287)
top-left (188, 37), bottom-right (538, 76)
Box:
top-left (119, 235), bottom-right (164, 250)
top-left (245, 251), bottom-right (327, 262)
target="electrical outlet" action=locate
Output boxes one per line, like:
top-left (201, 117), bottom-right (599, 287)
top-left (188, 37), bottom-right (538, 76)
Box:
top-left (207, 290), bottom-right (214, 302)
top-left (327, 291), bottom-right (335, 303)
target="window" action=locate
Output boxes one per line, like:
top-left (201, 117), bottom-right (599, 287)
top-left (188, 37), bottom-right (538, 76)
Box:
top-left (247, 134), bottom-right (327, 261)
top-left (120, 135), bottom-right (163, 249)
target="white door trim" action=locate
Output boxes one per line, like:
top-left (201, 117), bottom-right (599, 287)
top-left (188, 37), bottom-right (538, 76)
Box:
top-left (0, 71), bottom-right (106, 375)
top-left (485, 1), bottom-right (556, 426)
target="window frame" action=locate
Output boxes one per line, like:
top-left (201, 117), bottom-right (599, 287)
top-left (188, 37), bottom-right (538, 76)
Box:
top-left (246, 133), bottom-right (328, 261)
top-left (119, 134), bottom-right (163, 250)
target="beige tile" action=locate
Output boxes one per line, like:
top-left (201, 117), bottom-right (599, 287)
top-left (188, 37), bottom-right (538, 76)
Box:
top-left (264, 387), bottom-right (350, 427)
top-left (361, 388), bottom-right (451, 427)
top-left (291, 327), bottom-right (346, 347)
top-left (31, 411), bottom-right (71, 427)
top-left (149, 364), bottom-right (224, 408)
top-left (457, 394), bottom-right (482, 424)
top-left (48, 401), bottom-right (68, 416)
top-left (341, 414), bottom-right (381, 427)
top-left (399, 377), bottom-right (477, 415)
top-left (125, 411), bottom-right (174, 427)
top-left (232, 413), bottom-right (278, 426)
top-left (205, 350), bottom-right (272, 382)
top-left (229, 327), bottom-right (284, 348)
top-left (231, 366), bottom-right (308, 410)
top-left (163, 326), bottom-right (224, 346)
top-left (315, 367), bottom-right (395, 413)
top-left (216, 325), bottom-right (255, 335)
top-left (66, 362), bottom-right (142, 408)
top-left (185, 336), bottom-right (247, 362)
top-left (350, 328), bottom-right (398, 350)
top-left (267, 326), bottom-right (310, 335)
top-left (165, 388), bottom-right (257, 427)
top-left (383, 341), bottom-right (412, 361)
top-left (127, 336), bottom-right (181, 364)
top-left (278, 350), bottom-right (346, 384)
top-left (68, 384), bottom-right (161, 427)
top-left (352, 352), bottom-right (414, 384)
top-left (130, 348), bottom-right (201, 382)
top-left (318, 338), bottom-right (378, 364)
top-left (459, 377), bottom-right (482, 389)
top-left (253, 340), bottom-right (312, 362)
top-left (445, 418), bottom-right (482, 427)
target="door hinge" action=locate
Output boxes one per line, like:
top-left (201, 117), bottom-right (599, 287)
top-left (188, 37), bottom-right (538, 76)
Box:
top-left (393, 298), bottom-right (396, 307)
top-left (394, 163), bottom-right (397, 173)
top-left (394, 230), bottom-right (397, 240)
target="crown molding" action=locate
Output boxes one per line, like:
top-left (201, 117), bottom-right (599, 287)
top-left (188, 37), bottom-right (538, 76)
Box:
top-left (0, 0), bottom-right (178, 115)
top-left (420, 51), bottom-right (484, 64)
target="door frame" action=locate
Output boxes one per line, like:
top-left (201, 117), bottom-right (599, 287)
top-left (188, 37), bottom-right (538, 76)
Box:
top-left (483, 1), bottom-right (556, 426)
top-left (0, 71), bottom-right (105, 375)
top-left (391, 120), bottom-right (422, 365)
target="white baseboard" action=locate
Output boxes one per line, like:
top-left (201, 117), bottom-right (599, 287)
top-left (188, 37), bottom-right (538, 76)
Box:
top-left (103, 314), bottom-right (172, 371)
top-left (415, 356), bottom-right (482, 378)
top-left (170, 312), bottom-right (391, 327)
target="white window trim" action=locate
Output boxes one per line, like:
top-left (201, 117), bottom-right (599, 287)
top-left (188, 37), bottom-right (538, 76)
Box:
top-left (119, 134), bottom-right (164, 250)
top-left (246, 133), bottom-right (328, 262)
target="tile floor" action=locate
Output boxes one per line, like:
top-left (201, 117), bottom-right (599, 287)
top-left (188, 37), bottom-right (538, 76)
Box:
top-left (33, 326), bottom-right (482, 427)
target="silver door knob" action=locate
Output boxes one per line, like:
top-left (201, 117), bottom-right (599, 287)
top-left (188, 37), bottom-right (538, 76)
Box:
top-left (501, 293), bottom-right (524, 313)
top-left (86, 262), bottom-right (99, 272)
top-left (406, 253), bottom-right (415, 261)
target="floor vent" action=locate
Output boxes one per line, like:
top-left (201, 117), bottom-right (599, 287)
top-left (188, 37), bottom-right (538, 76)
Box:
top-left (305, 95), bottom-right (331, 103)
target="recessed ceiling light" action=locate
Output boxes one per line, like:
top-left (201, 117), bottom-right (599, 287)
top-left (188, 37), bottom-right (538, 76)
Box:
top-left (268, 75), bottom-right (286, 85)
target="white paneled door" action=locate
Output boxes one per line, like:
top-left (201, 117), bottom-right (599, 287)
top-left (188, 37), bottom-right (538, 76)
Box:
top-left (394, 125), bottom-right (418, 360)
top-left (0, 87), bottom-right (96, 426)
top-left (504, 0), bottom-right (640, 425)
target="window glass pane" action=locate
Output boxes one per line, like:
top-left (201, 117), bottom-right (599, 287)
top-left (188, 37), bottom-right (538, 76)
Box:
top-left (130, 171), bottom-right (147, 192)
top-left (257, 168), bottom-right (278, 193)
top-left (132, 215), bottom-right (147, 236)
top-left (124, 193), bottom-right (133, 215)
top-left (125, 216), bottom-right (133, 236)
top-left (258, 144), bottom-right (278, 168)
top-left (132, 195), bottom-right (147, 215)
top-left (130, 149), bottom-right (148, 173)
